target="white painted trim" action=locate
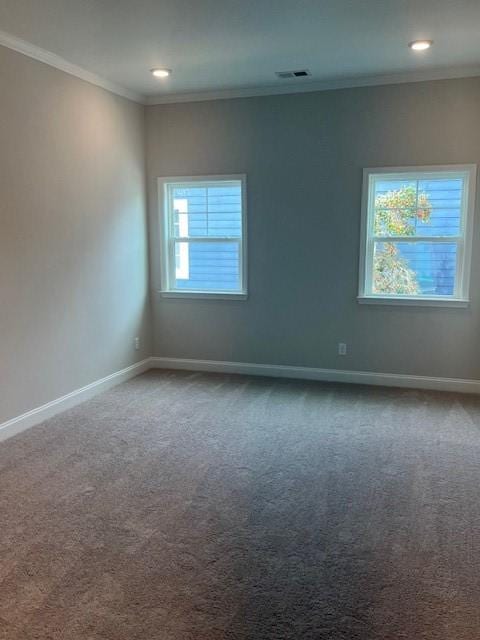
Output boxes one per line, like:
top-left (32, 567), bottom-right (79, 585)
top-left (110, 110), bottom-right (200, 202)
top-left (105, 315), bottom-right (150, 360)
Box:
top-left (0, 29), bottom-right (145, 104)
top-left (160, 291), bottom-right (248, 300)
top-left (3, 356), bottom-right (480, 444)
top-left (146, 64), bottom-right (480, 105)
top-left (0, 358), bottom-right (151, 443)
top-left (150, 357), bottom-right (480, 394)
top-left (1, 27), bottom-right (480, 107)
top-left (157, 175), bottom-right (248, 297)
top-left (358, 164), bottom-right (477, 306)
top-left (357, 295), bottom-right (469, 308)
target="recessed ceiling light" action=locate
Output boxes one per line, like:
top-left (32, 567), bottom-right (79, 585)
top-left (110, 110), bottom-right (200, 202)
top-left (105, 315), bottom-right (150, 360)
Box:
top-left (151, 68), bottom-right (171, 78)
top-left (408, 40), bottom-right (433, 51)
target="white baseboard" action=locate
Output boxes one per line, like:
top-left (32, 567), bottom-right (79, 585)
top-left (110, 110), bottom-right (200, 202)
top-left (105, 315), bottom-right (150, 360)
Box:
top-left (2, 355), bottom-right (479, 444)
top-left (0, 358), bottom-right (151, 443)
top-left (150, 357), bottom-right (480, 394)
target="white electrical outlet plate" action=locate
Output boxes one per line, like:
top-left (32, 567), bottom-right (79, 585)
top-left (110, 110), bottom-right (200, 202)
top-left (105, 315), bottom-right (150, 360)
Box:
top-left (134, 337), bottom-right (140, 350)
top-left (338, 343), bottom-right (347, 356)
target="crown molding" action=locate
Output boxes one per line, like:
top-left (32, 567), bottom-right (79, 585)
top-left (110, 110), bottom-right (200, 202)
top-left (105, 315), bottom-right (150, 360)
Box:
top-left (1, 27), bottom-right (479, 108)
top-left (0, 29), bottom-right (146, 104)
top-left (146, 63), bottom-right (480, 106)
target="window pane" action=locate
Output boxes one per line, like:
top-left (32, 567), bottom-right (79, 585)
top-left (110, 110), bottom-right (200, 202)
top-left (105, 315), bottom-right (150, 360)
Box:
top-left (172, 183), bottom-right (242, 238)
top-left (373, 242), bottom-right (457, 296)
top-left (173, 241), bottom-right (240, 291)
top-left (374, 178), bottom-right (463, 237)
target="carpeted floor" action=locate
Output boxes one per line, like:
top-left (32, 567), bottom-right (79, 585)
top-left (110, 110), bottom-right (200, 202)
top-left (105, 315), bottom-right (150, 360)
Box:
top-left (2, 371), bottom-right (480, 639)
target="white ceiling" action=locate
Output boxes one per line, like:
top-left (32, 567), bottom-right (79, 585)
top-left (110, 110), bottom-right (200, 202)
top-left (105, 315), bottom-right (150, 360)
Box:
top-left (1, 0), bottom-right (480, 103)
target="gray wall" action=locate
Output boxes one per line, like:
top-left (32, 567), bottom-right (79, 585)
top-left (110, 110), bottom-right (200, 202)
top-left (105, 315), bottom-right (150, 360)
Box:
top-left (147, 77), bottom-right (480, 379)
top-left (0, 45), bottom-right (151, 424)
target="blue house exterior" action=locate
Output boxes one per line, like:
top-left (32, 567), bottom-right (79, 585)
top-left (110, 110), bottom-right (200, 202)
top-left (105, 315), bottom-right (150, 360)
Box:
top-left (172, 184), bottom-right (242, 292)
top-left (375, 178), bottom-right (462, 296)
top-left (172, 178), bottom-right (462, 296)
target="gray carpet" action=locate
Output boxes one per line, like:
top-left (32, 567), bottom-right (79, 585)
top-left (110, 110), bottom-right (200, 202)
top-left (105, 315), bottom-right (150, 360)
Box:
top-left (2, 370), bottom-right (480, 639)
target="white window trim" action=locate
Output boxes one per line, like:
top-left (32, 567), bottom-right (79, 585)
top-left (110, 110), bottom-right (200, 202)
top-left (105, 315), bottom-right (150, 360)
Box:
top-left (357, 164), bottom-right (477, 307)
top-left (158, 174), bottom-right (248, 300)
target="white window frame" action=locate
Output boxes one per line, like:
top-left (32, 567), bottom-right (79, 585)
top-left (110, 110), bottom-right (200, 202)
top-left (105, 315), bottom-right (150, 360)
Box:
top-left (158, 174), bottom-right (247, 299)
top-left (358, 164), bottom-right (477, 307)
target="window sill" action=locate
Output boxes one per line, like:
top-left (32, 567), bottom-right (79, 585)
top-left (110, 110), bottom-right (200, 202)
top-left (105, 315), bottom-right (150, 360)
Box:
top-left (357, 295), bottom-right (469, 308)
top-left (159, 290), bottom-right (248, 301)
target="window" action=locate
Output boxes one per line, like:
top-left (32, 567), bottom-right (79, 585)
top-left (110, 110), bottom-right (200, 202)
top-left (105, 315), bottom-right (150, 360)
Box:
top-left (358, 165), bottom-right (477, 306)
top-left (159, 175), bottom-right (247, 298)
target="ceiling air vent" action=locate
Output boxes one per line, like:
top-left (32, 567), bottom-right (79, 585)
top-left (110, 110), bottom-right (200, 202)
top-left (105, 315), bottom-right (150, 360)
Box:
top-left (275, 69), bottom-right (311, 79)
